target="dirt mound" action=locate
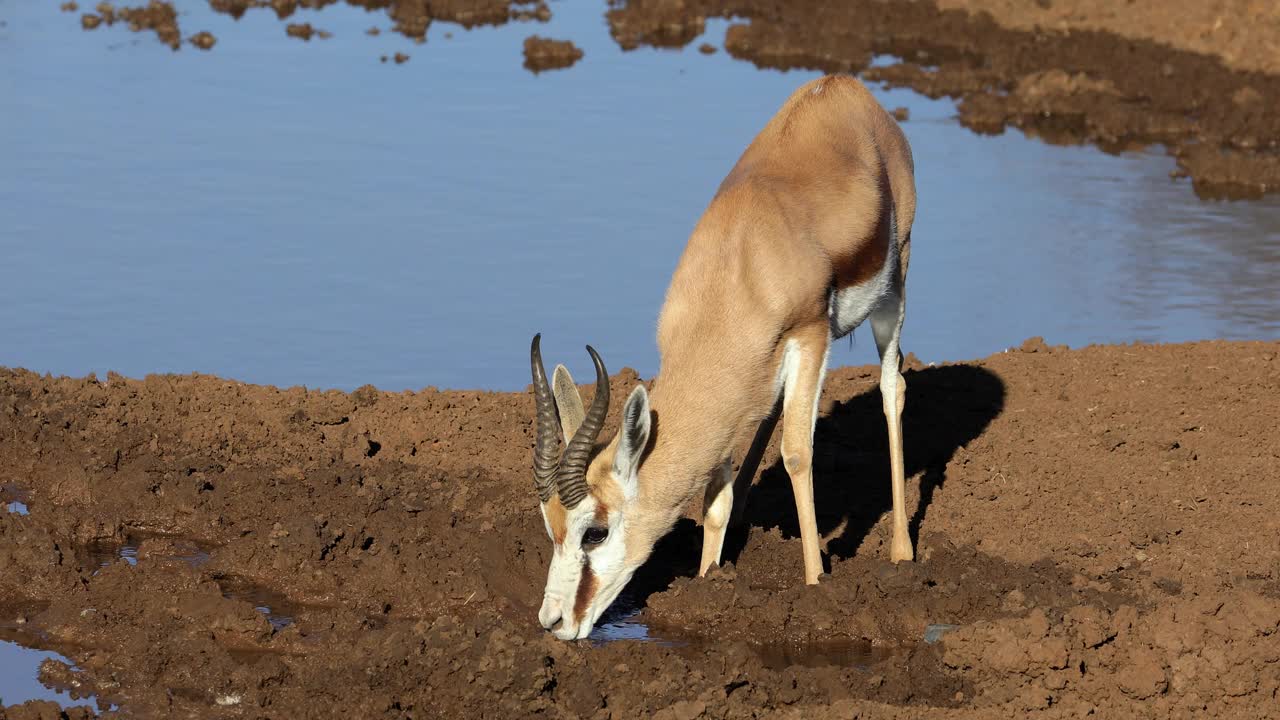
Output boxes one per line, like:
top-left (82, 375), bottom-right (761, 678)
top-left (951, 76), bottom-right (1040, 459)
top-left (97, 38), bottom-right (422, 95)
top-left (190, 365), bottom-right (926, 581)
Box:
top-left (1, 339), bottom-right (1277, 717)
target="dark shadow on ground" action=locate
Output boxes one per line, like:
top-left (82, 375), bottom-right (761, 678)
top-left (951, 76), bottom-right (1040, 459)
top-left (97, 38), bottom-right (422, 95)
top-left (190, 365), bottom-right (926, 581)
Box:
top-left (725, 364), bottom-right (1006, 567)
top-left (618, 364), bottom-right (1005, 606)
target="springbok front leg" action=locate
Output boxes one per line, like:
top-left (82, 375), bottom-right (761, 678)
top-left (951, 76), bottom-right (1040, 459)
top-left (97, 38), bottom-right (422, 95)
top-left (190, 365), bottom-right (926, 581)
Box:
top-left (728, 398), bottom-right (782, 528)
top-left (780, 324), bottom-right (831, 585)
top-left (699, 460), bottom-right (734, 576)
top-left (871, 291), bottom-right (913, 562)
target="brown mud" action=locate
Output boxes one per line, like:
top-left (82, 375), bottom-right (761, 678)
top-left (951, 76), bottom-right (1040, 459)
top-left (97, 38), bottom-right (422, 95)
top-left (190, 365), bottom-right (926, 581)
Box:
top-left (606, 0), bottom-right (1280, 198)
top-left (523, 36), bottom-right (585, 73)
top-left (1, 339), bottom-right (1278, 718)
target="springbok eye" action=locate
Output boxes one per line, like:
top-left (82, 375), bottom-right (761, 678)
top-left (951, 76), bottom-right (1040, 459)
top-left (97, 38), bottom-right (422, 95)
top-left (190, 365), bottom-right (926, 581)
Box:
top-left (583, 527), bottom-right (608, 546)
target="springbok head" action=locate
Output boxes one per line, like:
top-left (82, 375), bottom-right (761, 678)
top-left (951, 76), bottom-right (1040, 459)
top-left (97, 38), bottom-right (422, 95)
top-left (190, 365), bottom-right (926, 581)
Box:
top-left (529, 334), bottom-right (651, 640)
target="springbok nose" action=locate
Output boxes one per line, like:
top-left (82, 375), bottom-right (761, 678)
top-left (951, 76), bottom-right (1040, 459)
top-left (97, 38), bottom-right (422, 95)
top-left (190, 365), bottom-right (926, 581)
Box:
top-left (538, 598), bottom-right (563, 631)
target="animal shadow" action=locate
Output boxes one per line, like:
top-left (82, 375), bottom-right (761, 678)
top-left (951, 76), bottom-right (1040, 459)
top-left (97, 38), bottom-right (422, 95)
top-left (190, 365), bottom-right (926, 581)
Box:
top-left (723, 363), bottom-right (1006, 567)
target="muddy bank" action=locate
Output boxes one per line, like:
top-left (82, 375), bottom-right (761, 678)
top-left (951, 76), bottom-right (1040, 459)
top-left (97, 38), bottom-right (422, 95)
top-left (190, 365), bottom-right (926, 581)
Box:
top-left (937, 0), bottom-right (1280, 76)
top-left (607, 0), bottom-right (1280, 198)
top-left (1, 339), bottom-right (1278, 717)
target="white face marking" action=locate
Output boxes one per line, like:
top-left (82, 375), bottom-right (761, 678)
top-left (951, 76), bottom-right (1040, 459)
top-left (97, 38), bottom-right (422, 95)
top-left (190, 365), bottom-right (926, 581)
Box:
top-left (538, 492), bottom-right (637, 641)
top-left (538, 385), bottom-right (650, 641)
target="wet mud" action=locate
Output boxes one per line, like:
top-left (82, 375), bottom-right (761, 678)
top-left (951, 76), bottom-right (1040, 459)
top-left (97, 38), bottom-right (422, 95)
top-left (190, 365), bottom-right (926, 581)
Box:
top-left (523, 36), bottom-right (584, 73)
top-left (605, 0), bottom-right (1280, 198)
top-left (1, 339), bottom-right (1278, 717)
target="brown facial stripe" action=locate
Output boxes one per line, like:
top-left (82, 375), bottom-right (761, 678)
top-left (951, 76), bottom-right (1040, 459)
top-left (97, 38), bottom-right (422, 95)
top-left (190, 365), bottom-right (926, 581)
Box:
top-left (544, 496), bottom-right (568, 545)
top-left (593, 501), bottom-right (609, 526)
top-left (573, 559), bottom-right (597, 624)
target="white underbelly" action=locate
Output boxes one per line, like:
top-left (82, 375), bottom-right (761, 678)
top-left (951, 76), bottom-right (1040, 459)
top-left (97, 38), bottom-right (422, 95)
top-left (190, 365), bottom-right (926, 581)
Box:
top-left (828, 265), bottom-right (893, 339)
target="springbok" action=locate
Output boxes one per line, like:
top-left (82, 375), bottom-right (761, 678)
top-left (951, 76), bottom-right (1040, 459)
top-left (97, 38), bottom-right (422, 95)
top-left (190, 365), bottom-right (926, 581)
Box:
top-left (530, 74), bottom-right (916, 640)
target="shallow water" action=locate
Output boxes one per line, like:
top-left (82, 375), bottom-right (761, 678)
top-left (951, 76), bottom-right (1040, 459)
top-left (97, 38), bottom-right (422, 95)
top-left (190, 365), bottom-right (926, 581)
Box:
top-left (215, 577), bottom-right (299, 631)
top-left (2, 2), bottom-right (1278, 393)
top-left (82, 535), bottom-right (212, 573)
top-left (0, 620), bottom-right (100, 711)
top-left (587, 588), bottom-right (890, 670)
top-left (0, 640), bottom-right (88, 709)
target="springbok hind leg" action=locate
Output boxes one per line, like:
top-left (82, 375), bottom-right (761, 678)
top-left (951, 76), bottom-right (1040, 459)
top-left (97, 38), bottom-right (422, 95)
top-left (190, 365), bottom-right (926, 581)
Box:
top-left (780, 325), bottom-right (831, 585)
top-left (871, 292), bottom-right (913, 563)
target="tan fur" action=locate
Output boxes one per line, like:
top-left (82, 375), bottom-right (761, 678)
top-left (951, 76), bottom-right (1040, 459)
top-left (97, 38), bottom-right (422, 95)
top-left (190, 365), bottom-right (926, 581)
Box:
top-left (579, 74), bottom-right (917, 581)
top-left (544, 496), bottom-right (569, 545)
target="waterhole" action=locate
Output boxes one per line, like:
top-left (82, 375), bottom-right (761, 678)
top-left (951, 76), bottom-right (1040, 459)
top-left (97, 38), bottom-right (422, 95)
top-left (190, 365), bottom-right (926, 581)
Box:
top-left (1, 2), bottom-right (1276, 392)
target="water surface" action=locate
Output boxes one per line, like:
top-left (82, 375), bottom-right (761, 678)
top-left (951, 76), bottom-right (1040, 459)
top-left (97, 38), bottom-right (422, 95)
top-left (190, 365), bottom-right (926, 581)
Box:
top-left (2, 2), bottom-right (1277, 391)
top-left (0, 614), bottom-right (100, 711)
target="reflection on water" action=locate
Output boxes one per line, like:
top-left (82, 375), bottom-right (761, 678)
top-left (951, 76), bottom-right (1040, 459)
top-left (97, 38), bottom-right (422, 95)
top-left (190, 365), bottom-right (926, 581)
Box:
top-left (587, 588), bottom-right (680, 646)
top-left (215, 576), bottom-right (301, 631)
top-left (81, 535), bottom-right (212, 574)
top-left (1, 3), bottom-right (1277, 392)
top-left (0, 640), bottom-right (96, 710)
top-left (587, 588), bottom-right (890, 671)
top-left (0, 612), bottom-right (101, 711)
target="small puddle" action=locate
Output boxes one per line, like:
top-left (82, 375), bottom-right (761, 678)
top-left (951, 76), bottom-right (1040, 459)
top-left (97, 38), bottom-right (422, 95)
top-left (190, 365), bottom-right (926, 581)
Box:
top-left (81, 535), bottom-right (212, 574)
top-left (1, 484), bottom-right (31, 516)
top-left (214, 577), bottom-right (300, 631)
top-left (924, 623), bottom-right (961, 644)
top-left (76, 535), bottom-right (298, 631)
top-left (0, 610), bottom-right (104, 711)
top-left (588, 591), bottom-right (899, 671)
top-left (587, 589), bottom-right (681, 647)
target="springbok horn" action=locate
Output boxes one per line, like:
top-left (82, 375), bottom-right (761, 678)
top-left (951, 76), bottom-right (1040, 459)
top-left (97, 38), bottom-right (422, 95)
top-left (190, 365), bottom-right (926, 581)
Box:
top-left (530, 334), bottom-right (560, 503)
top-left (555, 345), bottom-right (609, 508)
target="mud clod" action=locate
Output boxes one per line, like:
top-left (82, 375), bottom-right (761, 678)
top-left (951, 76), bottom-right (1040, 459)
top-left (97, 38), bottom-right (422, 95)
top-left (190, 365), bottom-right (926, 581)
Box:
top-left (285, 22), bottom-right (321, 41)
top-left (522, 35), bottom-right (584, 73)
top-left (189, 31), bottom-right (216, 50)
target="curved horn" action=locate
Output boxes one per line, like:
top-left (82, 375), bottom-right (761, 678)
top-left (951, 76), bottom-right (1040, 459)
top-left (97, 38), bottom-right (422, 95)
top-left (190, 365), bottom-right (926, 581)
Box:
top-left (555, 345), bottom-right (610, 508)
top-left (530, 334), bottom-right (560, 503)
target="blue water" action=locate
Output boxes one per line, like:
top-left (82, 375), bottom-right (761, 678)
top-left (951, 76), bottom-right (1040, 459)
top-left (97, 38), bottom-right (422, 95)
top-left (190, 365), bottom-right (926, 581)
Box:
top-left (2, 2), bottom-right (1278, 391)
top-left (0, 639), bottom-right (97, 710)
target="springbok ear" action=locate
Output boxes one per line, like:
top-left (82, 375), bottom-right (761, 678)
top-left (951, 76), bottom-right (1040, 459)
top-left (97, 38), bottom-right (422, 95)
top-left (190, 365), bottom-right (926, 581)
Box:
top-left (612, 385), bottom-right (650, 491)
top-left (552, 364), bottom-right (586, 444)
